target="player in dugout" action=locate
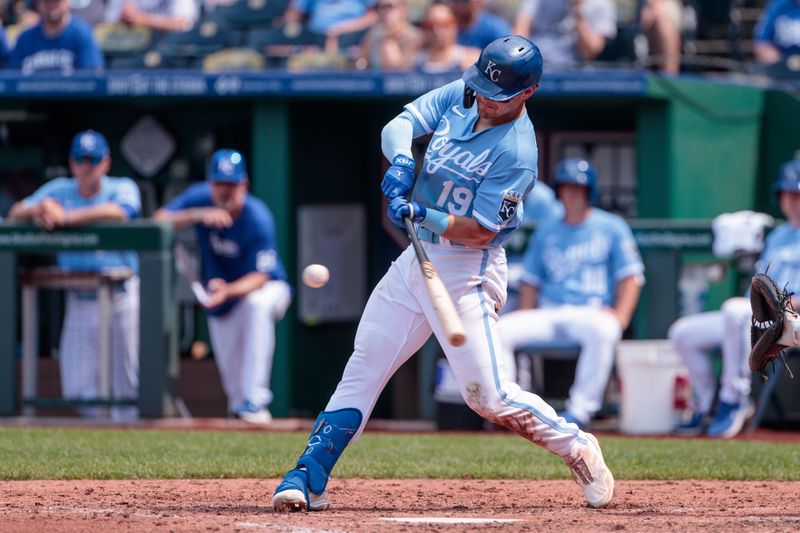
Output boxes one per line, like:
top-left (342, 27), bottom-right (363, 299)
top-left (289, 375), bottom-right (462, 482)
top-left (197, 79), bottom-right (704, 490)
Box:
top-left (272, 35), bottom-right (615, 513)
top-left (6, 129), bottom-right (141, 421)
top-left (154, 149), bottom-right (291, 425)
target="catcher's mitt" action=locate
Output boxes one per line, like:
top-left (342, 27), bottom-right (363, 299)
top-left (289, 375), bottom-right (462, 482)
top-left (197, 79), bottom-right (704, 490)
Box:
top-left (749, 272), bottom-right (796, 380)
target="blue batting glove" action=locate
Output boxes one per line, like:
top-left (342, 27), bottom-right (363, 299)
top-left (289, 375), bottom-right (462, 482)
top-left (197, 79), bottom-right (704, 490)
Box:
top-left (381, 155), bottom-right (415, 200)
top-left (387, 196), bottom-right (427, 229)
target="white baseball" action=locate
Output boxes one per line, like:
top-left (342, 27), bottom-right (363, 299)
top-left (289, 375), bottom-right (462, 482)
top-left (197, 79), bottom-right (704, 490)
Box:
top-left (302, 264), bottom-right (330, 288)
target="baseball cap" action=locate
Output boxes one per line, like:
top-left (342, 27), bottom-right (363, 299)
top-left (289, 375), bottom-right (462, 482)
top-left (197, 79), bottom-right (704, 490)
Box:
top-left (208, 149), bottom-right (247, 183)
top-left (70, 130), bottom-right (110, 160)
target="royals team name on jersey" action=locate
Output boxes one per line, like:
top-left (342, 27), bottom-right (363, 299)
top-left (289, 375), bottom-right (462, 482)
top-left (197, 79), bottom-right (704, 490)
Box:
top-left (403, 79), bottom-right (537, 247)
top-left (21, 49), bottom-right (76, 75)
top-left (523, 209), bottom-right (644, 307)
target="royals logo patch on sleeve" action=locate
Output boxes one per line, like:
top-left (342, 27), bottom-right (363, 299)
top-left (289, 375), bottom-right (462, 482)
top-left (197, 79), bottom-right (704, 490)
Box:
top-left (498, 191), bottom-right (522, 222)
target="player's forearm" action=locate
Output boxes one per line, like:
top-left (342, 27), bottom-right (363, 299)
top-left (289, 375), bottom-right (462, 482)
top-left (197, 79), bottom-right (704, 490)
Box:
top-left (574, 18), bottom-right (606, 60)
top-left (6, 202), bottom-right (36, 222)
top-left (381, 115), bottom-right (415, 161)
top-left (154, 208), bottom-right (198, 232)
top-left (224, 272), bottom-right (269, 299)
top-left (64, 203), bottom-right (129, 226)
top-left (612, 276), bottom-right (642, 329)
top-left (137, 12), bottom-right (192, 32)
top-left (442, 215), bottom-right (496, 247)
top-left (517, 283), bottom-right (538, 309)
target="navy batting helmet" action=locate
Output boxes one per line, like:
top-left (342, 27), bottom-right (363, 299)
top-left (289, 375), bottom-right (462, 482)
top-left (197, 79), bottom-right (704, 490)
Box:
top-left (208, 149), bottom-right (247, 183)
top-left (462, 35), bottom-right (543, 106)
top-left (773, 160), bottom-right (800, 193)
top-left (553, 158), bottom-right (598, 204)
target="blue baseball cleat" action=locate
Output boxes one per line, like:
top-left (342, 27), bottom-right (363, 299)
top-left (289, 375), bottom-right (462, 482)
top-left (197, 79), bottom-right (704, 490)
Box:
top-left (706, 400), bottom-right (755, 439)
top-left (273, 468), bottom-right (330, 512)
top-left (559, 411), bottom-right (590, 430)
top-left (674, 411), bottom-right (707, 436)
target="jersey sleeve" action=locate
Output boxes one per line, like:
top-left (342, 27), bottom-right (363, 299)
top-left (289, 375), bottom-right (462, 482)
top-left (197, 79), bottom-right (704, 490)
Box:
top-left (246, 206), bottom-right (281, 278)
top-left (111, 178), bottom-right (142, 219)
top-left (162, 183), bottom-right (212, 212)
top-left (472, 166), bottom-right (536, 232)
top-left (610, 219), bottom-right (645, 282)
top-left (76, 23), bottom-right (104, 70)
top-left (520, 229), bottom-right (545, 287)
top-left (403, 79), bottom-right (463, 135)
top-left (754, 2), bottom-right (779, 42)
top-left (21, 178), bottom-right (70, 207)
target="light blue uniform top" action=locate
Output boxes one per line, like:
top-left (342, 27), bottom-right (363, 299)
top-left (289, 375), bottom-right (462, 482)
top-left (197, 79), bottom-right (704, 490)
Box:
top-left (754, 0), bottom-right (800, 56)
top-left (22, 176), bottom-right (141, 273)
top-left (404, 79), bottom-right (538, 248)
top-left (522, 208), bottom-right (644, 307)
top-left (522, 181), bottom-right (563, 227)
top-left (756, 222), bottom-right (800, 292)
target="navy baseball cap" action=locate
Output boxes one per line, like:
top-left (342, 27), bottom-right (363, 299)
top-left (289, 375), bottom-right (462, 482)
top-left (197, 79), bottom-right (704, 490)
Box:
top-left (208, 149), bottom-right (247, 183)
top-left (462, 35), bottom-right (543, 101)
top-left (70, 130), bottom-right (110, 159)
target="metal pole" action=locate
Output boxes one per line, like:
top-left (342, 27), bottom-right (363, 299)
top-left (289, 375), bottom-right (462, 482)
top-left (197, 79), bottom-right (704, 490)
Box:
top-left (98, 279), bottom-right (113, 419)
top-left (21, 284), bottom-right (38, 417)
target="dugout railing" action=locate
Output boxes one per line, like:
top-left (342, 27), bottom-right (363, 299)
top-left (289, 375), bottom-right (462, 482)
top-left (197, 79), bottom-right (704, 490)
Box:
top-left (0, 222), bottom-right (178, 418)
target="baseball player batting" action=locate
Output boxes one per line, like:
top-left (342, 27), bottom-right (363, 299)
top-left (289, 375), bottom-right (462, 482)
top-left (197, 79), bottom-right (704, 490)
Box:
top-left (273, 35), bottom-right (614, 513)
top-left (154, 150), bottom-right (291, 424)
top-left (669, 159), bottom-right (800, 438)
top-left (7, 130), bottom-right (141, 421)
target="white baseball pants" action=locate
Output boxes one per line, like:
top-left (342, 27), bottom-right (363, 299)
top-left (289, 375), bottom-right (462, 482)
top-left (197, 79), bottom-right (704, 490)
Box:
top-left (496, 306), bottom-right (622, 424)
top-left (326, 243), bottom-right (590, 458)
top-left (208, 280), bottom-right (292, 412)
top-left (668, 296), bottom-right (752, 413)
top-left (60, 276), bottom-right (140, 421)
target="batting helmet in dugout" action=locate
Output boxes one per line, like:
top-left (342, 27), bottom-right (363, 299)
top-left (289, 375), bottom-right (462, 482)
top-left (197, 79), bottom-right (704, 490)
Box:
top-left (773, 160), bottom-right (800, 193)
top-left (553, 158), bottom-right (599, 205)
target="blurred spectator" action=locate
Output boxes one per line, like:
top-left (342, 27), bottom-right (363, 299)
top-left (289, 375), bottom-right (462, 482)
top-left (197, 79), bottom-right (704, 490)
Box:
top-left (0, 25), bottom-right (8, 67)
top-left (513, 0), bottom-right (616, 67)
top-left (279, 0), bottom-right (377, 52)
top-left (446, 0), bottom-right (511, 49)
top-left (639, 0), bottom-right (681, 73)
top-left (6, 130), bottom-right (141, 421)
top-left (105, 0), bottom-right (198, 32)
top-left (356, 0), bottom-right (421, 70)
top-left (415, 2), bottom-right (479, 72)
top-left (754, 0), bottom-right (800, 65)
top-left (14, 0), bottom-right (110, 28)
top-left (5, 0), bottom-right (103, 74)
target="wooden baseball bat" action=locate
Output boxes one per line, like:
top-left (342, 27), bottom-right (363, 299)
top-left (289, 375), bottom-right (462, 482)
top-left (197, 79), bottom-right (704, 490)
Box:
top-left (404, 216), bottom-right (467, 347)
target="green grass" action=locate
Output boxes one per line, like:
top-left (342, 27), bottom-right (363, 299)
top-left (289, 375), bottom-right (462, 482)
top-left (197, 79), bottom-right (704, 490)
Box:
top-left (0, 427), bottom-right (798, 480)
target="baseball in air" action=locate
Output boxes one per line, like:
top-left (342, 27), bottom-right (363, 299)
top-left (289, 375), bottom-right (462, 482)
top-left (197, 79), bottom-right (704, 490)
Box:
top-left (302, 264), bottom-right (330, 288)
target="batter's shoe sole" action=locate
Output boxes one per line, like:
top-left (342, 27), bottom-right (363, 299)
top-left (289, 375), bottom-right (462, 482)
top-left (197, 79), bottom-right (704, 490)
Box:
top-left (272, 488), bottom-right (329, 512)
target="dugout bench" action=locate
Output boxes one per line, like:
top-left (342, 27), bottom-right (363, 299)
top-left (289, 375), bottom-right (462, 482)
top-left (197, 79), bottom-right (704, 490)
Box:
top-left (0, 222), bottom-right (178, 418)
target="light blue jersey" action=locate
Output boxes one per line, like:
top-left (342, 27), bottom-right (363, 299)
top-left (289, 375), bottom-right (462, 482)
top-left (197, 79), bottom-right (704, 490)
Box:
top-left (404, 79), bottom-right (538, 247)
top-left (522, 181), bottom-right (563, 227)
top-left (756, 223), bottom-right (800, 292)
top-left (522, 208), bottom-right (643, 307)
top-left (22, 176), bottom-right (140, 272)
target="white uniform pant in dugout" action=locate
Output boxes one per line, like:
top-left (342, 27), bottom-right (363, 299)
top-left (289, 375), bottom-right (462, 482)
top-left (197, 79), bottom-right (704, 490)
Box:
top-left (668, 296), bottom-right (752, 414)
top-left (208, 280), bottom-right (292, 412)
top-left (60, 276), bottom-right (140, 421)
top-left (326, 242), bottom-right (590, 458)
top-left (497, 305), bottom-right (623, 424)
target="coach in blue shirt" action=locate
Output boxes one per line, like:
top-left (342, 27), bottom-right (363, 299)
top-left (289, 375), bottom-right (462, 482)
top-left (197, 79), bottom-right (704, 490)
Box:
top-left (755, 0), bottom-right (800, 64)
top-left (155, 150), bottom-right (291, 425)
top-left (6, 0), bottom-right (103, 75)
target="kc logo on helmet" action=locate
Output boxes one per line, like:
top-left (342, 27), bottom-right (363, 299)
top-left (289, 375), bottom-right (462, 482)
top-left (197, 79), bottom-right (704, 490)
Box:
top-left (484, 60), bottom-right (501, 82)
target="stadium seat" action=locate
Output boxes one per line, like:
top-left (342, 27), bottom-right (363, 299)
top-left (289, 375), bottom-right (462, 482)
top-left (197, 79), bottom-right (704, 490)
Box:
top-left (154, 20), bottom-right (238, 67)
top-left (94, 23), bottom-right (153, 54)
top-left (202, 47), bottom-right (266, 71)
top-left (210, 0), bottom-right (289, 31)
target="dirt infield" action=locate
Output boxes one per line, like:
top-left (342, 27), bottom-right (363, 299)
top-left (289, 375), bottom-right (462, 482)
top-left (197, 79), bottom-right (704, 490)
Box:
top-left (1, 479), bottom-right (798, 532)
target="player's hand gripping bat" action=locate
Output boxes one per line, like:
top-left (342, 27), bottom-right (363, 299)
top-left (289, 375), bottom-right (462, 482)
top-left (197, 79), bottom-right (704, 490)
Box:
top-left (403, 216), bottom-right (467, 347)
